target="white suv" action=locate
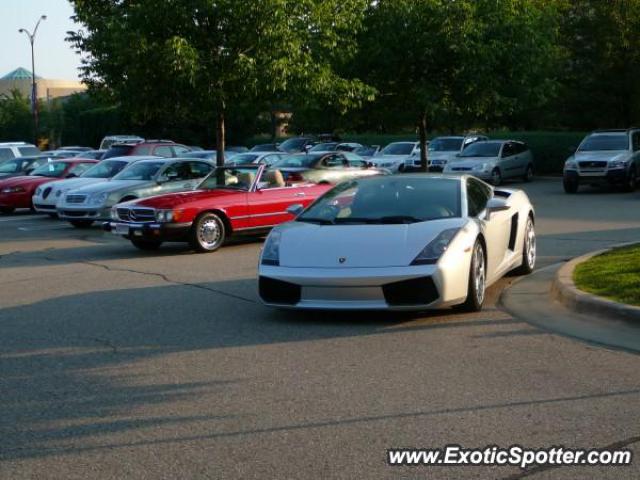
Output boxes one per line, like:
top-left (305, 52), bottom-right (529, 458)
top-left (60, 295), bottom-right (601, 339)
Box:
top-left (0, 142), bottom-right (40, 161)
top-left (563, 129), bottom-right (640, 193)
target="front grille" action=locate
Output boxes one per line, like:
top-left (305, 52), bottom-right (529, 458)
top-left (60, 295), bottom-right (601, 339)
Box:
top-left (34, 203), bottom-right (55, 210)
top-left (259, 277), bottom-right (301, 305)
top-left (382, 276), bottom-right (439, 306)
top-left (579, 161), bottom-right (607, 169)
top-left (42, 187), bottom-right (52, 199)
top-left (116, 207), bottom-right (156, 223)
top-left (66, 194), bottom-right (87, 204)
top-left (61, 210), bottom-right (96, 217)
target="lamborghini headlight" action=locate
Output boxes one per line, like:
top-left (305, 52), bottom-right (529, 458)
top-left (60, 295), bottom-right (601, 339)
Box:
top-left (261, 229), bottom-right (282, 266)
top-left (411, 228), bottom-right (460, 265)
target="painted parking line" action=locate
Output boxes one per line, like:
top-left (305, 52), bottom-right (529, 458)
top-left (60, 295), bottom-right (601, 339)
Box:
top-left (0, 214), bottom-right (49, 223)
top-left (17, 224), bottom-right (73, 231)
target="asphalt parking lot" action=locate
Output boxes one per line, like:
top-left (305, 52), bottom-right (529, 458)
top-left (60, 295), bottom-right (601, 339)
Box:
top-left (1, 177), bottom-right (640, 479)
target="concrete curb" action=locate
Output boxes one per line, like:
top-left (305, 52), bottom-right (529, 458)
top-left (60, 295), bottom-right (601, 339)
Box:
top-left (551, 245), bottom-right (640, 323)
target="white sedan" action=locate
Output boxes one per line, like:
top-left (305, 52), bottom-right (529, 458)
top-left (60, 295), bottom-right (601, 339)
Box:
top-left (258, 174), bottom-right (536, 311)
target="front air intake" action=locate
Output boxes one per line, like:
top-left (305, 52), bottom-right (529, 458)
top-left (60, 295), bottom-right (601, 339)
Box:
top-left (382, 276), bottom-right (439, 306)
top-left (259, 277), bottom-right (301, 305)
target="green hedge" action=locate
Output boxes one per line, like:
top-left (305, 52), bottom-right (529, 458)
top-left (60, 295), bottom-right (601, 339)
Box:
top-left (246, 130), bottom-right (587, 174)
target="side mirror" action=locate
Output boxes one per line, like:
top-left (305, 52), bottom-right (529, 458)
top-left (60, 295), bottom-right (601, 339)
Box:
top-left (286, 203), bottom-right (304, 216)
top-left (156, 176), bottom-right (168, 184)
top-left (366, 161), bottom-right (374, 168)
top-left (484, 198), bottom-right (510, 220)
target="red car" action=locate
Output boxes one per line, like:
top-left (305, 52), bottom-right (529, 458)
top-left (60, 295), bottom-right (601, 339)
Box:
top-left (104, 164), bottom-right (332, 251)
top-left (0, 159), bottom-right (98, 214)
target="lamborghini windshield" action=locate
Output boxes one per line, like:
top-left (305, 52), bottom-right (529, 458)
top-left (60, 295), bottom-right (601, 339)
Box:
top-left (298, 177), bottom-right (461, 225)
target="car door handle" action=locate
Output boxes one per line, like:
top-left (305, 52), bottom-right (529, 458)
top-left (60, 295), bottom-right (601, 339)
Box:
top-left (294, 192), bottom-right (306, 197)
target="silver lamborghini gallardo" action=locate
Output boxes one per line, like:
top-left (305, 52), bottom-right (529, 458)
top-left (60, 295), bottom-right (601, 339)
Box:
top-left (258, 174), bottom-right (536, 312)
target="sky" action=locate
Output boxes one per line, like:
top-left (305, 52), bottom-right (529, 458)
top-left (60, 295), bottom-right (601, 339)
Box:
top-left (1, 0), bottom-right (82, 80)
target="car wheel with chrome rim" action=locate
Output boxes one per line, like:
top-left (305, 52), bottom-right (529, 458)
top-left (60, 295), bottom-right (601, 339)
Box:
top-left (459, 239), bottom-right (486, 312)
top-left (190, 212), bottom-right (226, 253)
top-left (513, 216), bottom-right (536, 275)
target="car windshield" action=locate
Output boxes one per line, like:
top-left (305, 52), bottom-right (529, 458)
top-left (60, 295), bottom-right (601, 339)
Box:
top-left (0, 159), bottom-right (25, 173)
top-left (429, 138), bottom-right (464, 152)
top-left (81, 160), bottom-right (128, 179)
top-left (199, 167), bottom-right (259, 190)
top-left (272, 154), bottom-right (319, 168)
top-left (354, 147), bottom-right (376, 156)
top-left (30, 162), bottom-right (69, 177)
top-left (225, 153), bottom-right (260, 165)
top-left (298, 177), bottom-right (461, 225)
top-left (381, 143), bottom-right (415, 155)
top-left (579, 134), bottom-right (629, 151)
top-left (459, 142), bottom-right (502, 158)
top-left (309, 143), bottom-right (338, 152)
top-left (112, 161), bottom-right (164, 180)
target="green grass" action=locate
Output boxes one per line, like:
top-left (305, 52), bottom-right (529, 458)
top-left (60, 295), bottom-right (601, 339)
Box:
top-left (573, 245), bottom-right (640, 307)
top-left (246, 130), bottom-right (587, 174)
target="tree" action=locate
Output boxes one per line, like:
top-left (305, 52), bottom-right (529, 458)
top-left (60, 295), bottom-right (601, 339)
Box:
top-left (357, 0), bottom-right (562, 170)
top-left (0, 90), bottom-right (34, 142)
top-left (559, 0), bottom-right (640, 128)
top-left (68, 0), bottom-right (374, 165)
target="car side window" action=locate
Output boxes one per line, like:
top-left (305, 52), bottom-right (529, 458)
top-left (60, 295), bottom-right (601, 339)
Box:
top-left (173, 145), bottom-right (191, 156)
top-left (188, 161), bottom-right (212, 179)
top-left (154, 146), bottom-right (174, 157)
top-left (322, 154), bottom-right (347, 168)
top-left (0, 148), bottom-right (15, 161)
top-left (632, 133), bottom-right (640, 152)
top-left (467, 179), bottom-right (492, 217)
top-left (501, 143), bottom-right (515, 158)
top-left (134, 146), bottom-right (152, 156)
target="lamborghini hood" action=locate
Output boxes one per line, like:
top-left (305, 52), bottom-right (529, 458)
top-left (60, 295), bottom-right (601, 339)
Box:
top-left (278, 217), bottom-right (467, 268)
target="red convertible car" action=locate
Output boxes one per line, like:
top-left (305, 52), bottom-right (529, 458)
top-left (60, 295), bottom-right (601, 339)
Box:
top-left (0, 158), bottom-right (98, 214)
top-left (104, 164), bottom-right (332, 252)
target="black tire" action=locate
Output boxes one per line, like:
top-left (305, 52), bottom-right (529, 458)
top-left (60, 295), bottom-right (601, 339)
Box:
top-left (131, 239), bottom-right (163, 251)
top-left (490, 168), bottom-right (502, 186)
top-left (0, 207), bottom-right (15, 214)
top-left (69, 220), bottom-right (94, 228)
top-left (459, 240), bottom-right (486, 312)
top-left (512, 216), bottom-right (536, 275)
top-left (563, 178), bottom-right (578, 193)
top-left (398, 164), bottom-right (405, 173)
top-left (189, 212), bottom-right (226, 253)
top-left (623, 168), bottom-right (637, 192)
top-left (523, 164), bottom-right (534, 182)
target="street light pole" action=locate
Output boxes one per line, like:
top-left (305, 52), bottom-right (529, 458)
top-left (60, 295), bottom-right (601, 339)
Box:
top-left (18, 15), bottom-right (46, 146)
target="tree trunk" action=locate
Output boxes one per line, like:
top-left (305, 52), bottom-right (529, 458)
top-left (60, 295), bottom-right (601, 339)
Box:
top-left (215, 108), bottom-right (225, 168)
top-left (418, 111), bottom-right (428, 173)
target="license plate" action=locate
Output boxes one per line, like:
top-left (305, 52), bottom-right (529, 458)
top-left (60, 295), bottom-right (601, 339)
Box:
top-left (114, 223), bottom-right (130, 235)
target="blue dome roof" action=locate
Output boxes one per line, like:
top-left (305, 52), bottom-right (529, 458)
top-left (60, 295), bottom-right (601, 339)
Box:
top-left (1, 67), bottom-right (40, 80)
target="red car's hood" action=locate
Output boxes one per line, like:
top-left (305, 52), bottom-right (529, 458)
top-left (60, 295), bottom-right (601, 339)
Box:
top-left (132, 188), bottom-right (246, 209)
top-left (0, 175), bottom-right (58, 189)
